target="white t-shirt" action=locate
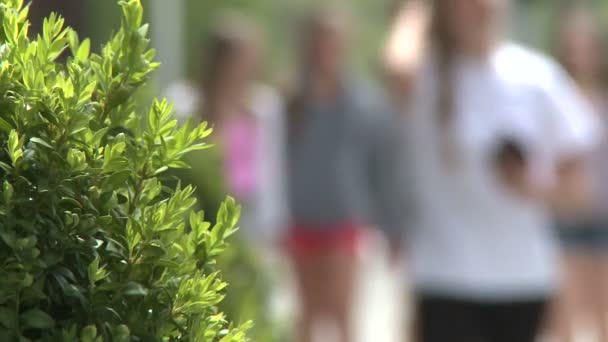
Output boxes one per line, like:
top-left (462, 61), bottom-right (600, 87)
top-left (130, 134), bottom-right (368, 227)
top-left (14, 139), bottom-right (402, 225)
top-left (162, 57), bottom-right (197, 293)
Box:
top-left (405, 42), bottom-right (599, 300)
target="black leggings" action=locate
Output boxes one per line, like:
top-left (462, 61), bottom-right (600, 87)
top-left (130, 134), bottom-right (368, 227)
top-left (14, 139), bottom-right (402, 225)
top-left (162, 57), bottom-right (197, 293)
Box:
top-left (415, 296), bottom-right (548, 342)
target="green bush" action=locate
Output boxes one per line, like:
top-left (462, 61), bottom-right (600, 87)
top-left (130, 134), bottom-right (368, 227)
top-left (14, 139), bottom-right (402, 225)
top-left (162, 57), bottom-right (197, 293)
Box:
top-left (0, 0), bottom-right (250, 340)
top-left (217, 239), bottom-right (288, 342)
top-left (177, 150), bottom-right (287, 342)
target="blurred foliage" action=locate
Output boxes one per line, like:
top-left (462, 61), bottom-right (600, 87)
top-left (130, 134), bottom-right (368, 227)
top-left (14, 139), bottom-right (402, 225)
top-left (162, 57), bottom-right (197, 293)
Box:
top-left (175, 148), bottom-right (288, 342)
top-left (217, 239), bottom-right (289, 342)
top-left (63, 0), bottom-right (608, 69)
top-left (72, 0), bottom-right (608, 81)
top-left (180, 0), bottom-right (608, 81)
top-left (0, 0), bottom-right (249, 340)
top-left (182, 0), bottom-right (393, 82)
top-left (521, 0), bottom-right (608, 51)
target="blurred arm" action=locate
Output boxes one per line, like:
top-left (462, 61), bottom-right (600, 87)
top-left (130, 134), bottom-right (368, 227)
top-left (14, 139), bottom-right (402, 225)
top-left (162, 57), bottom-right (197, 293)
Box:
top-left (251, 84), bottom-right (289, 244)
top-left (368, 106), bottom-right (412, 263)
top-left (501, 69), bottom-right (602, 218)
top-left (542, 68), bottom-right (602, 219)
top-left (383, 0), bottom-right (429, 105)
top-left (496, 146), bottom-right (592, 217)
top-left (549, 155), bottom-right (593, 220)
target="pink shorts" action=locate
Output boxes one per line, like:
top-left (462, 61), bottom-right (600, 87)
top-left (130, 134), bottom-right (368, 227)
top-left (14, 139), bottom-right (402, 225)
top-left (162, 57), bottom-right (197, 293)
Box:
top-left (284, 222), bottom-right (368, 257)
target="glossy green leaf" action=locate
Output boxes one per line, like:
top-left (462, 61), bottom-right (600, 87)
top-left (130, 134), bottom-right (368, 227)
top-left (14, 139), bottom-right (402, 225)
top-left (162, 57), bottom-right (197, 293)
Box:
top-left (76, 38), bottom-right (90, 61)
top-left (103, 169), bottom-right (131, 190)
top-left (20, 309), bottom-right (55, 329)
top-left (87, 258), bottom-right (99, 286)
top-left (123, 282), bottom-right (148, 297)
top-left (0, 307), bottom-right (16, 329)
top-left (8, 130), bottom-right (23, 164)
top-left (3, 181), bottom-right (14, 203)
top-left (30, 137), bottom-right (53, 149)
top-left (80, 325), bottom-right (97, 342)
top-left (0, 117), bottom-right (13, 133)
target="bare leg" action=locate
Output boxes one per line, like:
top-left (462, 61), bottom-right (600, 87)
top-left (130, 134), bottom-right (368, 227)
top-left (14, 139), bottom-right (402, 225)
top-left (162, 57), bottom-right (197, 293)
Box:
top-left (292, 252), bottom-right (330, 342)
top-left (572, 253), bottom-right (608, 342)
top-left (593, 255), bottom-right (608, 342)
top-left (552, 253), bottom-right (590, 342)
top-left (326, 249), bottom-right (359, 342)
top-left (545, 293), bottom-right (571, 342)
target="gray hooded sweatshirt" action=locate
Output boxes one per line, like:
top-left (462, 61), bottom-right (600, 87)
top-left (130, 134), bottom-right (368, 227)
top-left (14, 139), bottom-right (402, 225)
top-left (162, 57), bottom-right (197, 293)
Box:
top-left (287, 79), bottom-right (411, 242)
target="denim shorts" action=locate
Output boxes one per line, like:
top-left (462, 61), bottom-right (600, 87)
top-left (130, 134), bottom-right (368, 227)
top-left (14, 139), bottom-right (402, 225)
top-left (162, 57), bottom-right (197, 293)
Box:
top-left (557, 221), bottom-right (608, 252)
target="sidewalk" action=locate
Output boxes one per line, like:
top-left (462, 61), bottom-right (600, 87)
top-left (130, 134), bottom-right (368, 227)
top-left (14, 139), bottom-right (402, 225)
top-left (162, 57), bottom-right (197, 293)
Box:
top-left (268, 234), bottom-right (407, 342)
top-left (353, 238), bottom-right (406, 342)
top-left (268, 237), bottom-right (593, 342)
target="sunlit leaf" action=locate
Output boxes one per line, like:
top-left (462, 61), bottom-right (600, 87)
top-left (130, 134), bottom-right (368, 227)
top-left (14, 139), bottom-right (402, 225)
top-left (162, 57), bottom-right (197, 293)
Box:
top-left (30, 137), bottom-right (53, 149)
top-left (76, 38), bottom-right (90, 62)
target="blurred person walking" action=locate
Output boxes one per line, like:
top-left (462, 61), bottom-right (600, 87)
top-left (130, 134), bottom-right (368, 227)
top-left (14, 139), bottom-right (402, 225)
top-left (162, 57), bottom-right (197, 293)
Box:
top-left (286, 7), bottom-right (409, 342)
top-left (199, 14), bottom-right (287, 246)
top-left (552, 6), bottom-right (608, 342)
top-left (385, 1), bottom-right (600, 341)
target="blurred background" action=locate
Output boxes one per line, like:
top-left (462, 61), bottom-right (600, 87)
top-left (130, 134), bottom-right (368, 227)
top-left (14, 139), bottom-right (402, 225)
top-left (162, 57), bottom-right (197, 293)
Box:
top-left (26, 0), bottom-right (608, 87)
top-left (26, 1), bottom-right (608, 342)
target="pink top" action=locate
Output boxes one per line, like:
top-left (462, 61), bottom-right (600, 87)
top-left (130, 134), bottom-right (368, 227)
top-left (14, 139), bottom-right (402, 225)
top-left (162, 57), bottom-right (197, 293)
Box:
top-left (220, 115), bottom-right (259, 199)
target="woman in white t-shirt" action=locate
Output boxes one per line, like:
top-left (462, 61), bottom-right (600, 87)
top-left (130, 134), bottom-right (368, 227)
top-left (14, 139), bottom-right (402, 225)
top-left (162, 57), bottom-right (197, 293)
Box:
top-left (385, 1), bottom-right (599, 341)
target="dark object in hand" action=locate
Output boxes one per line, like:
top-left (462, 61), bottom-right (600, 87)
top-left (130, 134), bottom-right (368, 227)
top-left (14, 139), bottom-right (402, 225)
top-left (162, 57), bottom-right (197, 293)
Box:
top-left (494, 138), bottom-right (527, 169)
top-left (494, 138), bottom-right (538, 198)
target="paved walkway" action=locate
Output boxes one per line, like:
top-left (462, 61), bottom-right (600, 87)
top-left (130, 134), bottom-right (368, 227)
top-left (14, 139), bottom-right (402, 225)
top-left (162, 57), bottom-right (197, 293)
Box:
top-left (268, 236), bottom-right (594, 342)
top-left (268, 234), bottom-right (407, 342)
top-left (353, 238), bottom-right (406, 342)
